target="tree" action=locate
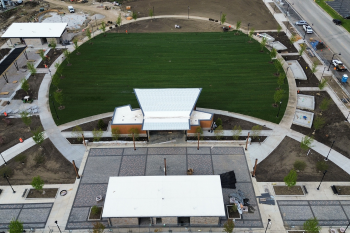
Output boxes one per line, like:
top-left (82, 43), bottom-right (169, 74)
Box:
top-left (54, 62), bottom-right (61, 77)
top-left (221, 13), bottom-right (226, 25)
top-left (274, 59), bottom-right (284, 75)
top-left (320, 98), bottom-right (331, 112)
top-left (50, 39), bottom-right (57, 54)
top-left (294, 160), bottom-right (307, 171)
top-left (232, 125), bottom-right (242, 140)
top-left (27, 62), bottom-right (36, 77)
top-left (277, 73), bottom-right (285, 88)
top-left (300, 135), bottom-right (314, 151)
top-left (52, 73), bottom-right (61, 91)
top-left (129, 128), bottom-right (140, 150)
top-left (299, 43), bottom-right (306, 57)
top-left (132, 11), bottom-right (138, 20)
top-left (86, 29), bottom-right (92, 43)
top-left (270, 48), bottom-right (277, 63)
top-left (38, 49), bottom-right (46, 63)
top-left (31, 176), bottom-right (44, 191)
top-left (72, 125), bottom-right (84, 142)
top-left (260, 37), bottom-right (267, 52)
top-left (303, 218), bottom-right (321, 233)
top-left (32, 127), bottom-right (44, 147)
top-left (214, 125), bottom-right (224, 140)
top-left (116, 13), bottom-right (122, 27)
top-left (223, 219), bottom-right (235, 233)
top-left (251, 125), bottom-right (262, 139)
top-left (216, 118), bottom-right (222, 126)
top-left (149, 8), bottom-right (154, 18)
top-left (20, 111), bottom-right (31, 127)
top-left (277, 24), bottom-right (282, 37)
top-left (97, 119), bottom-right (105, 129)
top-left (195, 126), bottom-right (203, 150)
top-left (63, 50), bottom-right (71, 66)
top-left (73, 38), bottom-right (80, 55)
top-left (313, 116), bottom-right (325, 131)
top-left (235, 20), bottom-right (241, 34)
top-left (290, 34), bottom-right (297, 44)
top-left (311, 62), bottom-right (317, 74)
top-left (101, 21), bottom-right (106, 36)
top-left (248, 28), bottom-right (255, 41)
top-left (284, 169), bottom-right (297, 189)
top-left (92, 128), bottom-right (103, 142)
top-left (274, 89), bottom-right (284, 106)
top-left (21, 78), bottom-right (29, 94)
top-left (318, 79), bottom-right (327, 90)
top-left (9, 219), bottom-right (23, 233)
top-left (111, 128), bottom-right (120, 140)
top-left (93, 222), bottom-right (105, 233)
top-left (54, 91), bottom-right (64, 108)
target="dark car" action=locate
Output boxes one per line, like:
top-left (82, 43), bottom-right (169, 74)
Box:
top-left (333, 19), bottom-right (342, 25)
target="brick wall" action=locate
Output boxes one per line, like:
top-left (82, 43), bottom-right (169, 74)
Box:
top-left (111, 217), bottom-right (138, 226)
top-left (161, 217), bottom-right (177, 225)
top-left (190, 217), bottom-right (219, 225)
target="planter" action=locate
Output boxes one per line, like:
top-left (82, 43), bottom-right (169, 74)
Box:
top-left (88, 206), bottom-right (103, 221)
top-left (26, 188), bottom-right (59, 199)
top-left (273, 185), bottom-right (304, 196)
top-left (226, 205), bottom-right (241, 220)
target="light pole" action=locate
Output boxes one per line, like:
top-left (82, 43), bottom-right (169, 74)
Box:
top-left (50, 94), bottom-right (60, 120)
top-left (328, 53), bottom-right (341, 71)
top-left (320, 66), bottom-right (326, 82)
top-left (276, 101), bottom-right (282, 118)
top-left (220, 11), bottom-right (222, 24)
top-left (324, 141), bottom-right (335, 161)
top-left (0, 153), bottom-right (7, 165)
top-left (3, 173), bottom-right (15, 193)
top-left (317, 170), bottom-right (327, 190)
top-left (265, 219), bottom-right (271, 233)
top-left (54, 221), bottom-right (62, 233)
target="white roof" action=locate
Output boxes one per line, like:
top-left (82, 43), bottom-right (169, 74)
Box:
top-left (2, 23), bottom-right (68, 38)
top-left (112, 105), bottom-right (143, 124)
top-left (190, 110), bottom-right (212, 126)
top-left (103, 176), bottom-right (225, 218)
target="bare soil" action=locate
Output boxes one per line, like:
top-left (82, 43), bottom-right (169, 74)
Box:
top-left (88, 207), bottom-right (102, 220)
top-left (213, 114), bottom-right (271, 130)
top-left (274, 186), bottom-right (304, 195)
top-left (67, 137), bottom-right (147, 144)
top-left (291, 91), bottom-right (350, 160)
top-left (258, 31), bottom-right (298, 53)
top-left (125, 0), bottom-right (278, 30)
top-left (269, 2), bottom-right (282, 14)
top-left (26, 188), bottom-right (59, 198)
top-left (187, 136), bottom-right (267, 142)
top-left (0, 116), bottom-right (42, 153)
top-left (0, 48), bottom-right (11, 58)
top-left (0, 139), bottom-right (76, 185)
top-left (336, 186), bottom-right (350, 195)
top-left (37, 48), bottom-right (66, 68)
top-left (282, 21), bottom-right (298, 35)
top-left (255, 136), bottom-right (350, 182)
top-left (283, 55), bottom-right (320, 87)
top-left (62, 117), bottom-right (111, 132)
top-left (13, 73), bottom-right (45, 100)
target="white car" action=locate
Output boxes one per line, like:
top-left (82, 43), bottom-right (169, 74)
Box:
top-left (303, 25), bottom-right (313, 34)
top-left (296, 20), bottom-right (308, 26)
top-left (332, 59), bottom-right (347, 71)
top-left (68, 6), bottom-right (75, 13)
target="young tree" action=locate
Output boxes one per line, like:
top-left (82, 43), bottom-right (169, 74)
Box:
top-left (54, 91), bottom-right (64, 108)
top-left (300, 135), bottom-right (314, 151)
top-left (260, 37), bottom-right (267, 52)
top-left (248, 28), bottom-right (255, 41)
top-left (320, 98), bottom-right (331, 112)
top-left (9, 219), bottom-right (23, 233)
top-left (52, 73), bottom-right (61, 91)
top-left (73, 38), bottom-right (80, 55)
top-left (129, 128), bottom-right (140, 150)
top-left (277, 73), bottom-right (285, 88)
top-left (54, 62), bottom-right (61, 77)
top-left (299, 44), bottom-right (306, 57)
top-left (93, 222), bottom-right (105, 233)
top-left (63, 50), bottom-right (71, 66)
top-left (221, 13), bottom-right (226, 25)
top-left (274, 89), bottom-right (284, 106)
top-left (112, 127), bottom-right (120, 140)
top-left (72, 125), bottom-right (84, 142)
top-left (38, 49), bottom-right (46, 63)
top-left (277, 24), bottom-right (282, 37)
top-left (251, 125), bottom-right (262, 139)
top-left (313, 116), bottom-right (325, 132)
top-left (86, 29), bottom-right (92, 44)
top-left (235, 20), bottom-right (241, 34)
top-left (116, 13), bottom-right (122, 27)
top-left (149, 8), bottom-right (154, 18)
top-left (290, 34), bottom-right (297, 44)
top-left (195, 126), bottom-right (203, 150)
top-left (232, 125), bottom-right (242, 140)
top-left (223, 219), bottom-right (235, 233)
top-left (132, 11), bottom-right (138, 20)
top-left (101, 21), bottom-right (106, 36)
top-left (27, 62), bottom-right (37, 77)
top-left (316, 161), bottom-right (328, 172)
top-left (294, 160), bottom-right (307, 171)
top-left (311, 62), bottom-right (318, 74)
top-left (20, 111), bottom-right (31, 128)
top-left (284, 169), bottom-right (297, 189)
top-left (50, 39), bottom-right (57, 54)
top-left (21, 78), bottom-right (29, 94)
top-left (216, 118), bottom-right (222, 126)
top-left (92, 128), bottom-right (103, 142)
top-left (270, 48), bottom-right (277, 63)
top-left (32, 127), bottom-right (44, 148)
top-left (214, 125), bottom-right (224, 140)
top-left (318, 79), bottom-right (327, 90)
top-left (274, 59), bottom-right (283, 75)
top-left (31, 176), bottom-right (44, 191)
top-left (303, 218), bottom-right (321, 233)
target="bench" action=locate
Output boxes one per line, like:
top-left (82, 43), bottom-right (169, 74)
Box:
top-left (331, 185), bottom-right (338, 195)
top-left (22, 189), bottom-right (27, 198)
top-left (303, 185), bottom-right (308, 195)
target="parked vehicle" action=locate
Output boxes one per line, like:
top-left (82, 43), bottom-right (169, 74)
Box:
top-left (303, 25), bottom-right (313, 34)
top-left (333, 19), bottom-right (341, 25)
top-left (332, 59), bottom-right (347, 71)
top-left (295, 20), bottom-right (308, 26)
top-left (68, 5), bottom-right (75, 13)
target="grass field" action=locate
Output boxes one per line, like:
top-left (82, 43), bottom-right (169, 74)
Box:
top-left (50, 32), bottom-right (288, 125)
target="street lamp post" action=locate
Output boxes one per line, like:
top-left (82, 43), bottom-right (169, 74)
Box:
top-left (328, 53), bottom-right (341, 71)
top-left (325, 141), bottom-right (335, 161)
top-left (188, 6), bottom-right (189, 19)
top-left (3, 174), bottom-right (15, 193)
top-left (50, 94), bottom-right (60, 120)
top-left (265, 219), bottom-right (271, 233)
top-left (320, 66), bottom-right (327, 82)
top-left (284, 67), bottom-right (289, 84)
top-left (0, 153), bottom-right (7, 165)
top-left (220, 11), bottom-right (222, 24)
top-left (303, 28), bottom-right (307, 40)
top-left (54, 221), bottom-right (62, 233)
top-left (276, 101), bottom-right (282, 118)
top-left (317, 170), bottom-right (327, 190)
top-left (48, 69), bottom-right (52, 77)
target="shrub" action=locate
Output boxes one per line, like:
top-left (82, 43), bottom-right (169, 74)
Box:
top-left (128, 128), bottom-right (140, 140)
top-left (300, 136), bottom-right (314, 151)
top-left (72, 126), bottom-right (83, 142)
top-left (229, 204), bottom-right (238, 213)
top-left (251, 125), bottom-right (262, 139)
top-left (223, 219), bottom-right (235, 233)
top-left (318, 79), bottom-right (327, 90)
top-left (214, 125), bottom-right (224, 140)
top-left (112, 128), bottom-right (120, 140)
top-left (132, 11), bottom-right (138, 20)
top-left (91, 205), bottom-right (100, 215)
top-left (0, 166), bottom-right (14, 177)
top-left (32, 127), bottom-right (44, 147)
top-left (221, 13), bottom-right (226, 25)
top-left (21, 78), bottom-right (29, 94)
top-left (320, 98), bottom-right (331, 111)
top-left (97, 119), bottom-right (105, 129)
top-left (274, 89), bottom-right (284, 105)
top-left (31, 176), bottom-right (44, 191)
top-left (20, 111), bottom-right (31, 127)
top-left (316, 161), bottom-right (328, 172)
top-left (294, 160), bottom-right (307, 171)
top-left (215, 118), bottom-right (222, 126)
top-left (284, 169), bottom-right (297, 188)
top-left (93, 222), bottom-right (105, 233)
top-left (34, 154), bottom-right (45, 164)
top-left (232, 125), bottom-right (242, 140)
top-left (9, 219), bottom-right (23, 233)
top-left (92, 128), bottom-right (103, 142)
top-left (15, 154), bottom-right (27, 163)
top-left (313, 116), bottom-right (326, 131)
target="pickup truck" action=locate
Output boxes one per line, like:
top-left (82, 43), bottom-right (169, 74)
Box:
top-left (68, 6), bottom-right (75, 13)
top-left (332, 59), bottom-right (347, 71)
top-left (303, 25), bottom-right (313, 34)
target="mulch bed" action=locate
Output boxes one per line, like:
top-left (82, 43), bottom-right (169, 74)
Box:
top-left (269, 2), bottom-right (282, 13)
top-left (0, 48), bottom-right (11, 58)
top-left (282, 55), bottom-right (320, 87)
top-left (259, 31), bottom-right (298, 53)
top-left (62, 117), bottom-right (111, 132)
top-left (89, 207), bottom-right (103, 220)
top-left (226, 205), bottom-right (240, 219)
top-left (291, 91), bottom-right (350, 159)
top-left (0, 139), bottom-right (76, 185)
top-left (67, 137), bottom-right (147, 144)
top-left (13, 73), bottom-right (45, 100)
top-left (37, 48), bottom-right (66, 68)
top-left (336, 186), bottom-right (350, 195)
top-left (0, 116), bottom-right (42, 153)
top-left (26, 188), bottom-right (59, 198)
top-left (213, 114), bottom-right (271, 130)
top-left (187, 136), bottom-right (267, 142)
top-left (273, 186), bottom-right (304, 195)
top-left (255, 136), bottom-right (350, 182)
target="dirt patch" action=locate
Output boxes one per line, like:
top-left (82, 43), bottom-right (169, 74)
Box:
top-left (0, 116), bottom-right (42, 153)
top-left (255, 136), bottom-right (350, 182)
top-left (13, 73), bottom-right (45, 100)
top-left (336, 186), bottom-right (350, 195)
top-left (37, 48), bottom-right (66, 68)
top-left (0, 139), bottom-right (76, 185)
top-left (187, 136), bottom-right (267, 142)
top-left (226, 205), bottom-right (240, 219)
top-left (26, 188), bottom-right (59, 198)
top-left (125, 0), bottom-right (278, 30)
top-left (67, 137), bottom-right (147, 144)
top-left (258, 31), bottom-right (298, 53)
top-left (282, 21), bottom-right (298, 35)
top-left (283, 55), bottom-right (320, 87)
top-left (269, 2), bottom-right (282, 13)
top-left (0, 48), bottom-right (11, 58)
top-left (291, 91), bottom-right (350, 159)
top-left (62, 117), bottom-right (111, 132)
top-left (273, 186), bottom-right (304, 195)
top-left (213, 114), bottom-right (271, 130)
top-left (88, 206), bottom-right (102, 220)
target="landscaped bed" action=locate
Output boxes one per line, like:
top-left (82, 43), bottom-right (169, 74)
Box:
top-left (67, 137), bottom-right (147, 144)
top-left (259, 31), bottom-right (298, 53)
top-left (37, 48), bottom-right (66, 68)
top-left (335, 186), bottom-right (350, 195)
top-left (273, 186), bottom-right (304, 195)
top-left (187, 136), bottom-right (267, 142)
top-left (62, 117), bottom-right (111, 132)
top-left (213, 114), bottom-right (271, 130)
top-left (0, 48), bottom-right (11, 58)
top-left (26, 188), bottom-right (59, 198)
top-left (255, 136), bottom-right (350, 181)
top-left (0, 139), bottom-right (76, 185)
top-left (291, 91), bottom-right (350, 159)
top-left (13, 73), bottom-right (45, 100)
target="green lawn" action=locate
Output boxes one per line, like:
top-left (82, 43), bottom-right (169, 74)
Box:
top-left (316, 0), bottom-right (350, 32)
top-left (50, 32), bottom-right (288, 125)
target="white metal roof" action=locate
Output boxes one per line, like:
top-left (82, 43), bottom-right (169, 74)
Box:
top-left (102, 176), bottom-right (225, 218)
top-left (112, 105), bottom-right (143, 124)
top-left (1, 23), bottom-right (68, 38)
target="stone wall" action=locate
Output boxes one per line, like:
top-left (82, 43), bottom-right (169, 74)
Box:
top-left (111, 217), bottom-right (138, 226)
top-left (161, 217), bottom-right (177, 225)
top-left (190, 217), bottom-right (219, 225)
top-left (24, 38), bottom-right (43, 46)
